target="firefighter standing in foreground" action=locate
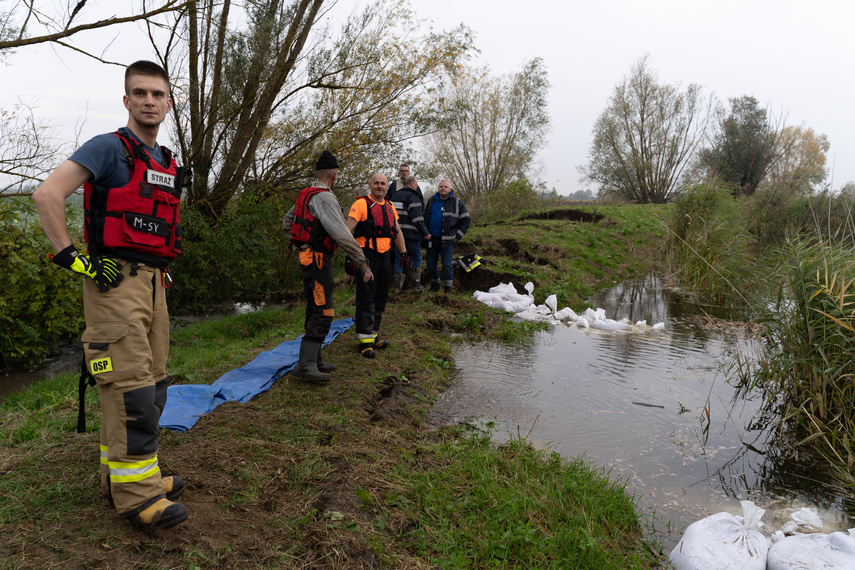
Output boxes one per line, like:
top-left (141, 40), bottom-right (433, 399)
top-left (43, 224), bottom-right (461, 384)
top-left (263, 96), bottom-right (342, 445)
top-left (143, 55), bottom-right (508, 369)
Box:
top-left (283, 151), bottom-right (373, 383)
top-left (346, 173), bottom-right (407, 358)
top-left (32, 60), bottom-right (189, 529)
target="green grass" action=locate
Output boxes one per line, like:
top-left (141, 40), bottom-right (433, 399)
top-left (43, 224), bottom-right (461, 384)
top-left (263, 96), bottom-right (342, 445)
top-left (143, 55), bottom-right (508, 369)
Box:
top-left (398, 430), bottom-right (655, 568)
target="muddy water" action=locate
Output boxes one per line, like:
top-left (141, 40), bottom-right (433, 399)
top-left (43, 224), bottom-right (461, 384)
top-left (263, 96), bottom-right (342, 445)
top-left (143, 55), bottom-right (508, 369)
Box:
top-left (428, 274), bottom-right (855, 549)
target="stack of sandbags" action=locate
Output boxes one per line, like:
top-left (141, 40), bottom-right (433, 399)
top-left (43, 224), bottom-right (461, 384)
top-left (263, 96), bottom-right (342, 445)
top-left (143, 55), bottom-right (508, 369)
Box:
top-left (472, 281), bottom-right (665, 331)
top-left (670, 502), bottom-right (855, 570)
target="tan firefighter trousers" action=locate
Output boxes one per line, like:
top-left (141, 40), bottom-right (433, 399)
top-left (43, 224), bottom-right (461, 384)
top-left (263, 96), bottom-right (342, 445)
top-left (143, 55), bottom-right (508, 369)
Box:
top-left (81, 261), bottom-right (170, 517)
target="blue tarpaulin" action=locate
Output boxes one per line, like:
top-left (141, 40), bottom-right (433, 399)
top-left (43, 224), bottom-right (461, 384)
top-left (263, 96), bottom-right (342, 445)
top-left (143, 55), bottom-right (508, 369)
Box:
top-left (159, 319), bottom-right (353, 432)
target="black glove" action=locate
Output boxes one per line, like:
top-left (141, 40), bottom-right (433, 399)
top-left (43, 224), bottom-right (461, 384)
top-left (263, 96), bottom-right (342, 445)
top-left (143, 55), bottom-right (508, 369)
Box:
top-left (51, 245), bottom-right (124, 292)
top-left (400, 252), bottom-right (410, 273)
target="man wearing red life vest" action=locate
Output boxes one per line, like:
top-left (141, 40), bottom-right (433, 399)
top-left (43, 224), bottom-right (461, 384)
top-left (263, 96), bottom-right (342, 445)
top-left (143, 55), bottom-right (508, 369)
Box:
top-left (283, 151), bottom-right (374, 382)
top-left (33, 61), bottom-right (189, 529)
top-left (346, 173), bottom-right (407, 358)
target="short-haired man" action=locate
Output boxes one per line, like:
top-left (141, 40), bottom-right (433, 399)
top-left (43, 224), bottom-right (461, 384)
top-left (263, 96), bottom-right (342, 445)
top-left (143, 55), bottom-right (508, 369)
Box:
top-left (424, 180), bottom-right (471, 293)
top-left (33, 60), bottom-right (189, 529)
top-left (347, 173), bottom-right (407, 358)
top-left (389, 175), bottom-right (430, 293)
top-left (387, 163), bottom-right (423, 202)
top-left (283, 151), bottom-right (374, 382)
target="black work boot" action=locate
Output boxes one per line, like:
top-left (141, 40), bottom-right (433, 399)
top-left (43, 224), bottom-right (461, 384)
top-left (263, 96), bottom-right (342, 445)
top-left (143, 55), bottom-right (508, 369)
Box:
top-left (360, 341), bottom-right (375, 359)
top-left (291, 338), bottom-right (331, 383)
top-left (430, 280), bottom-right (441, 292)
top-left (373, 334), bottom-right (389, 350)
top-left (443, 283), bottom-right (452, 294)
top-left (128, 498), bottom-right (188, 530)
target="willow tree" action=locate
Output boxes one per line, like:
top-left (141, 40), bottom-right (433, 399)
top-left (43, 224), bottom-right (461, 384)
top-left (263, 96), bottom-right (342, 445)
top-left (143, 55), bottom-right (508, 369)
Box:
top-left (149, 0), bottom-right (472, 218)
top-left (766, 126), bottom-right (829, 195)
top-left (699, 96), bottom-right (780, 196)
top-left (581, 55), bottom-right (714, 203)
top-left (422, 58), bottom-right (550, 202)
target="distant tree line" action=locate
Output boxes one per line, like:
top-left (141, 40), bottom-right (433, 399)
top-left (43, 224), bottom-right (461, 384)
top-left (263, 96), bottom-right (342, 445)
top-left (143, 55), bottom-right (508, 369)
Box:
top-left (579, 54), bottom-right (839, 203)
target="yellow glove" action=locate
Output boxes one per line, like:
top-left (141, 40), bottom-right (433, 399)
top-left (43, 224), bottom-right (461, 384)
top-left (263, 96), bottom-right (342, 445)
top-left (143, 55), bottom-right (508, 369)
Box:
top-left (51, 245), bottom-right (124, 292)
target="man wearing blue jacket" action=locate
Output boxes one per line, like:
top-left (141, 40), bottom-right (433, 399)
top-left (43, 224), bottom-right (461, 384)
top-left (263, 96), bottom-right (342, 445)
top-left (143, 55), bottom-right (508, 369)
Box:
top-left (424, 180), bottom-right (470, 293)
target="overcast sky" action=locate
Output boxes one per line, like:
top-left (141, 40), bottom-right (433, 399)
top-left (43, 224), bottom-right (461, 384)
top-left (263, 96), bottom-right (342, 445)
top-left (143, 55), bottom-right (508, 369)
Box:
top-left (3, 0), bottom-right (853, 195)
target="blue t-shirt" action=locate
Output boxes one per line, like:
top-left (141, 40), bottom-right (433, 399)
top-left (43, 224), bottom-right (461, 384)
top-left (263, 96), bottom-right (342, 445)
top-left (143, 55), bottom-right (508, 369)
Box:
top-left (429, 196), bottom-right (447, 236)
top-left (69, 127), bottom-right (165, 192)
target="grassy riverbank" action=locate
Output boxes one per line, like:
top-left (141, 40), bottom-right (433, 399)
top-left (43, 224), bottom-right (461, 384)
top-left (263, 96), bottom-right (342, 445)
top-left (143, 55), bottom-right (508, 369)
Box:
top-left (0, 204), bottom-right (670, 569)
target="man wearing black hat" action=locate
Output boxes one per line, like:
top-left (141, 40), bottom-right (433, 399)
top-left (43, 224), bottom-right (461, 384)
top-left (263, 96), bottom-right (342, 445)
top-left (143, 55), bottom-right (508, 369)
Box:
top-left (283, 151), bottom-right (374, 383)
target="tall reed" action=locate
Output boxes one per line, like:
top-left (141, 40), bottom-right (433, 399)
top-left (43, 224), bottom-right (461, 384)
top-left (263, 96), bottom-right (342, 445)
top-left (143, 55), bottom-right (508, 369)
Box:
top-left (736, 238), bottom-right (855, 477)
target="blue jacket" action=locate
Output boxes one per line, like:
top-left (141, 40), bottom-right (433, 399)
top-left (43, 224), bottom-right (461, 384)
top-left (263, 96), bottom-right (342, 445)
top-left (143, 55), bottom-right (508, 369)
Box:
top-left (424, 190), bottom-right (470, 246)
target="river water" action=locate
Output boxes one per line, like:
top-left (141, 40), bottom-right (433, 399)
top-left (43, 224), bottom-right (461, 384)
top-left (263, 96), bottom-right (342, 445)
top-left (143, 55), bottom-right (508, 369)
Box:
top-left (428, 274), bottom-right (855, 550)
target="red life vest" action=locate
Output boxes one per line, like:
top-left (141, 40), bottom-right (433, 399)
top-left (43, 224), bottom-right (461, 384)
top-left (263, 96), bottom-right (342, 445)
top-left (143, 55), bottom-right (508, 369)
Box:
top-left (353, 196), bottom-right (396, 251)
top-left (84, 131), bottom-right (185, 267)
top-left (290, 187), bottom-right (337, 254)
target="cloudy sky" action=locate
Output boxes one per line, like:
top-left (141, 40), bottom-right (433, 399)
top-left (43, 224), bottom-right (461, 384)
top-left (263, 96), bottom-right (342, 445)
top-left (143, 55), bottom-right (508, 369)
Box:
top-left (3, 0), bottom-right (853, 195)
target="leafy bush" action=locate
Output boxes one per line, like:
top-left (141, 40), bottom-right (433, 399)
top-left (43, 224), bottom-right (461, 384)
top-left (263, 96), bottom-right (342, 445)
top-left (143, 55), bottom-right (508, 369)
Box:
top-left (167, 193), bottom-right (297, 312)
top-left (0, 198), bottom-right (84, 367)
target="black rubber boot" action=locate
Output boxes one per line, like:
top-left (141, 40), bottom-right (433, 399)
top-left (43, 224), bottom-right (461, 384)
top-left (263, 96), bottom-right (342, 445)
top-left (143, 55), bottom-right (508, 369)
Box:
top-left (291, 338), bottom-right (331, 383)
top-left (410, 270), bottom-right (424, 293)
top-left (317, 348), bottom-right (336, 373)
top-left (444, 284), bottom-right (452, 294)
top-left (393, 274), bottom-right (405, 294)
top-left (430, 280), bottom-right (441, 292)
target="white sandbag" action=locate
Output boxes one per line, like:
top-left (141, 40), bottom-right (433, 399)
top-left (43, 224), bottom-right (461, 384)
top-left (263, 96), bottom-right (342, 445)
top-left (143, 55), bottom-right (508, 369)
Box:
top-left (488, 282), bottom-right (518, 296)
top-left (554, 308), bottom-right (578, 322)
top-left (492, 300), bottom-right (531, 314)
top-left (524, 282), bottom-right (534, 295)
top-left (532, 304), bottom-right (553, 315)
top-left (504, 293), bottom-right (534, 304)
top-left (668, 501), bottom-right (770, 570)
top-left (767, 532), bottom-right (855, 570)
top-left (635, 320), bottom-right (647, 326)
top-left (790, 507), bottom-right (824, 531)
top-left (576, 317), bottom-right (590, 329)
top-left (514, 309), bottom-right (548, 322)
top-left (652, 322), bottom-right (665, 330)
top-left (473, 291), bottom-right (502, 305)
top-left (545, 294), bottom-right (557, 313)
top-left (591, 319), bottom-right (633, 331)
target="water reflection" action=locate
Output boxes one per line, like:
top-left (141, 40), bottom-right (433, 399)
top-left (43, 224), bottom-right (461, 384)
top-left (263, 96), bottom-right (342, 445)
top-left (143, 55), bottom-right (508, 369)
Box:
top-left (430, 274), bottom-right (855, 549)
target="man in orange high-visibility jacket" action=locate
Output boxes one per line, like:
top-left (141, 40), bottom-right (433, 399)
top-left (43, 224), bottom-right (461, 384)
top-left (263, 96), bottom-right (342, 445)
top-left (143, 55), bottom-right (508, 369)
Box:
top-left (347, 173), bottom-right (406, 358)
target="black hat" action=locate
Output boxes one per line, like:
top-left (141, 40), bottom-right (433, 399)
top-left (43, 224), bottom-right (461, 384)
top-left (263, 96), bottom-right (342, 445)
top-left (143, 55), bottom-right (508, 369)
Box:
top-left (316, 150), bottom-right (339, 170)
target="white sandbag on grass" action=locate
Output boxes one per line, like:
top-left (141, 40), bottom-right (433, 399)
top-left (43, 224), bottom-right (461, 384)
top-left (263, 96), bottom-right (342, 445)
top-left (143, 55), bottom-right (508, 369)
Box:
top-left (545, 294), bottom-right (557, 313)
top-left (668, 501), bottom-right (770, 570)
